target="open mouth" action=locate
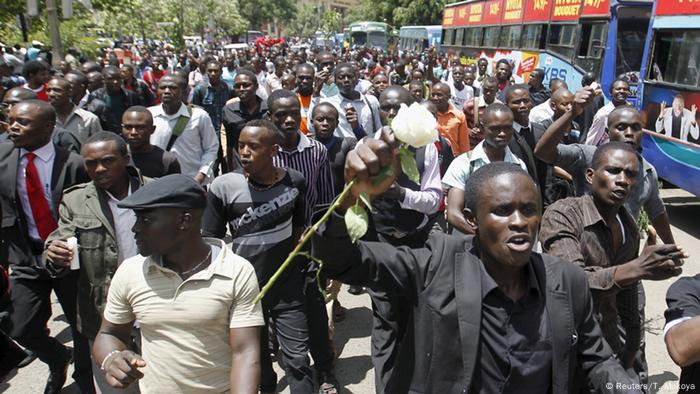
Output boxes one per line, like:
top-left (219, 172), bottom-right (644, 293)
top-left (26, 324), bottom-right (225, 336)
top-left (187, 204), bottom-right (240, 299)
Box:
top-left (506, 234), bottom-right (532, 252)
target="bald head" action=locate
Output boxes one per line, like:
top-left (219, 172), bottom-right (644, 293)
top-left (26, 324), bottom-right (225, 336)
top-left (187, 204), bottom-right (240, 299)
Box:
top-left (549, 79), bottom-right (568, 94)
top-left (379, 86), bottom-right (413, 126)
top-left (4, 87), bottom-right (38, 104)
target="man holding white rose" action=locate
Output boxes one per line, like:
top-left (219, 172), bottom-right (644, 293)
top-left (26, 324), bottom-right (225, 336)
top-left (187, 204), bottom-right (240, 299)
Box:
top-left (366, 86), bottom-right (442, 393)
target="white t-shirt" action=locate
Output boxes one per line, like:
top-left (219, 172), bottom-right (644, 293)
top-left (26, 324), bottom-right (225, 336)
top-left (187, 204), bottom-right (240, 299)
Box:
top-left (449, 83), bottom-right (474, 110)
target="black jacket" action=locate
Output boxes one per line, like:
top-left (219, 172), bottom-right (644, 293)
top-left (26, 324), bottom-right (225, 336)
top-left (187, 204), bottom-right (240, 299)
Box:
top-left (89, 88), bottom-right (144, 133)
top-left (313, 215), bottom-right (640, 394)
top-left (0, 142), bottom-right (88, 279)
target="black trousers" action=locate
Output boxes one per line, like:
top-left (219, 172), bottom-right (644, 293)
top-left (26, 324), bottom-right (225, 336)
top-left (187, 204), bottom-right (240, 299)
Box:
top-left (368, 228), bottom-right (432, 394)
top-left (305, 274), bottom-right (336, 375)
top-left (8, 269), bottom-right (94, 392)
top-left (260, 304), bottom-right (314, 393)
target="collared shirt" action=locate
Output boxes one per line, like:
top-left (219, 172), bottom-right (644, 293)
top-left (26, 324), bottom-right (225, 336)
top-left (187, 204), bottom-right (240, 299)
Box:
top-left (54, 105), bottom-right (103, 143)
top-left (103, 238), bottom-right (265, 394)
top-left (266, 72), bottom-right (285, 92)
top-left (149, 103), bottom-right (220, 180)
top-left (472, 259), bottom-right (552, 394)
top-left (554, 144), bottom-right (666, 220)
top-left (191, 81), bottom-right (231, 132)
top-left (528, 99), bottom-right (554, 124)
top-left (442, 140), bottom-right (527, 191)
top-left (586, 102), bottom-right (629, 146)
top-left (18, 141), bottom-right (55, 240)
top-left (222, 98), bottom-right (268, 149)
top-left (540, 194), bottom-right (641, 355)
top-left (105, 185), bottom-right (138, 263)
top-left (436, 104), bottom-right (470, 156)
top-left (310, 93), bottom-right (382, 139)
top-left (273, 132), bottom-right (335, 223)
top-left (400, 142), bottom-right (442, 214)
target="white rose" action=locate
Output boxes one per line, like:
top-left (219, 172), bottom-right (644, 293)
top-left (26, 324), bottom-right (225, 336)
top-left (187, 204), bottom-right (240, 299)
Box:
top-left (391, 102), bottom-right (439, 148)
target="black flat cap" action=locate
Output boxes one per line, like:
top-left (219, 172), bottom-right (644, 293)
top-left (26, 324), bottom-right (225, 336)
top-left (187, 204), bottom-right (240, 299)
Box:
top-left (118, 174), bottom-right (206, 210)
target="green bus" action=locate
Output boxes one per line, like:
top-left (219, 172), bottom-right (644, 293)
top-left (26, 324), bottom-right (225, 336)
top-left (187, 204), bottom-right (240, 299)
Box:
top-left (347, 21), bottom-right (396, 50)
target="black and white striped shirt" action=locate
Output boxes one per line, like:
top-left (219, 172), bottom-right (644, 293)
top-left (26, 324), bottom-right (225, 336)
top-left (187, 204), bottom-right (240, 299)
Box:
top-left (273, 131), bottom-right (335, 224)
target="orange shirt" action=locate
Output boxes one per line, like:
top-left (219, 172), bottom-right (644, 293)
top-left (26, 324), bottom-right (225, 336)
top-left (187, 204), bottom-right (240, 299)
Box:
top-left (436, 104), bottom-right (470, 155)
top-left (298, 94), bottom-right (312, 135)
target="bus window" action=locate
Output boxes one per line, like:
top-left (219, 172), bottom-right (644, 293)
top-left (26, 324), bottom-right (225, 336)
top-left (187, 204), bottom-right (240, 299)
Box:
top-left (483, 26), bottom-right (500, 48)
top-left (441, 29), bottom-right (447, 45)
top-left (465, 28), bottom-right (483, 47)
top-left (615, 6), bottom-right (650, 80)
top-left (547, 24), bottom-right (577, 59)
top-left (522, 24), bottom-right (547, 50)
top-left (455, 28), bottom-right (465, 47)
top-left (576, 22), bottom-right (607, 75)
top-left (499, 25), bottom-right (522, 49)
top-left (444, 29), bottom-right (454, 46)
top-left (649, 30), bottom-right (700, 87)
top-left (369, 32), bottom-right (387, 48)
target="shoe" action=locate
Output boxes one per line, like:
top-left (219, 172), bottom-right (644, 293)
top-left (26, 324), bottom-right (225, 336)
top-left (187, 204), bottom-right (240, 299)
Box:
top-left (347, 285), bottom-right (365, 295)
top-left (332, 302), bottom-right (346, 323)
top-left (318, 371), bottom-right (339, 394)
top-left (44, 347), bottom-right (72, 394)
top-left (17, 348), bottom-right (37, 368)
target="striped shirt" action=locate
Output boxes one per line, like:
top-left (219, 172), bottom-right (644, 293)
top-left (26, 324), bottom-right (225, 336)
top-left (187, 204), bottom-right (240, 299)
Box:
top-left (273, 132), bottom-right (335, 223)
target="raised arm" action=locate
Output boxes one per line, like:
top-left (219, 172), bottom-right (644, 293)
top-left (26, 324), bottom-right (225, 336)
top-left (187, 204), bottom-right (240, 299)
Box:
top-left (535, 87), bottom-right (596, 164)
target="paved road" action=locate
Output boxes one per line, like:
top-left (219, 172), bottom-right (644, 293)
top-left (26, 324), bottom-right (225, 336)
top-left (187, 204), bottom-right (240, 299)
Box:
top-left (2, 189), bottom-right (698, 394)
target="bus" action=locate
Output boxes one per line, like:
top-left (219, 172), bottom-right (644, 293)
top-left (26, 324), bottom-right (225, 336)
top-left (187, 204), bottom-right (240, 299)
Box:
top-left (399, 26), bottom-right (443, 53)
top-left (637, 0), bottom-right (700, 196)
top-left (237, 31), bottom-right (264, 45)
top-left (313, 31), bottom-right (337, 50)
top-left (347, 21), bottom-right (396, 50)
top-left (441, 0), bottom-right (652, 105)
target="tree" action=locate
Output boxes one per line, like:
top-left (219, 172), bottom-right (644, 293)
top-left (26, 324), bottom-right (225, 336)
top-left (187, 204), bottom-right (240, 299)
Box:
top-left (238, 0), bottom-right (296, 31)
top-left (347, 0), bottom-right (445, 26)
top-left (320, 10), bottom-right (342, 39)
top-left (286, 4), bottom-right (320, 37)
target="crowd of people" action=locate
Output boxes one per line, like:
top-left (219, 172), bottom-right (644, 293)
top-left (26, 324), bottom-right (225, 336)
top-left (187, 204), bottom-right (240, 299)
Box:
top-left (0, 38), bottom-right (698, 394)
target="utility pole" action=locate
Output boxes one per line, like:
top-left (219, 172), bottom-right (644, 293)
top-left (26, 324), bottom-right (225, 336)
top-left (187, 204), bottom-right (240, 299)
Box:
top-left (45, 0), bottom-right (63, 67)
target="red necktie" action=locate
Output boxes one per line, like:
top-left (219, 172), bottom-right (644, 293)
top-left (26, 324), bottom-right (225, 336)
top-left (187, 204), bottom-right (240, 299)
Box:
top-left (24, 152), bottom-right (57, 240)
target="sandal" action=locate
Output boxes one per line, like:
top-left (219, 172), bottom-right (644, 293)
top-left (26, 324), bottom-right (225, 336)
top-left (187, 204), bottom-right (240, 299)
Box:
top-left (318, 372), bottom-right (339, 394)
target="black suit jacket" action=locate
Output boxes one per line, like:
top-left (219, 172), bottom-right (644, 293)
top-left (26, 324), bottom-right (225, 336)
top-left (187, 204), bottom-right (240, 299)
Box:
top-left (509, 121), bottom-right (549, 199)
top-left (0, 142), bottom-right (88, 279)
top-left (313, 215), bottom-right (639, 394)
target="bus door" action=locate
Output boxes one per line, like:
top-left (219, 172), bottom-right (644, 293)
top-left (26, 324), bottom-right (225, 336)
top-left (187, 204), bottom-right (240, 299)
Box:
top-left (602, 4), bottom-right (651, 105)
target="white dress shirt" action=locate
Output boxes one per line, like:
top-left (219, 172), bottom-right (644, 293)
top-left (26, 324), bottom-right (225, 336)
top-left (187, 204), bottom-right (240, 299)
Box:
top-left (17, 142), bottom-right (55, 240)
top-left (309, 93), bottom-right (382, 139)
top-left (105, 185), bottom-right (138, 263)
top-left (529, 99), bottom-right (554, 124)
top-left (148, 103), bottom-right (220, 181)
top-left (400, 142), bottom-right (442, 215)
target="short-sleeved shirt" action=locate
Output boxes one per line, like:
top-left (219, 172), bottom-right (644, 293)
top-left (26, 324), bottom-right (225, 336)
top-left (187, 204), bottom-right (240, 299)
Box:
top-left (442, 140), bottom-right (527, 191)
top-left (449, 83), bottom-right (474, 110)
top-left (664, 274), bottom-right (700, 392)
top-left (221, 98), bottom-right (268, 149)
top-left (102, 238), bottom-right (264, 393)
top-left (202, 171), bottom-right (307, 308)
top-left (130, 146), bottom-right (181, 178)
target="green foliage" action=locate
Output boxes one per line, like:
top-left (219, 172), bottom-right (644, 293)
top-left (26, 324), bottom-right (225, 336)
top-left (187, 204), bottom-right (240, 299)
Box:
top-left (320, 10), bottom-right (342, 39)
top-left (239, 0), bottom-right (296, 31)
top-left (286, 4), bottom-right (320, 37)
top-left (345, 204), bottom-right (369, 243)
top-left (347, 0), bottom-right (446, 26)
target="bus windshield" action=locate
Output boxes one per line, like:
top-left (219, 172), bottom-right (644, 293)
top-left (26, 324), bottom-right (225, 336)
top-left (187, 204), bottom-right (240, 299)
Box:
top-left (615, 6), bottom-right (651, 80)
top-left (351, 32), bottom-right (367, 46)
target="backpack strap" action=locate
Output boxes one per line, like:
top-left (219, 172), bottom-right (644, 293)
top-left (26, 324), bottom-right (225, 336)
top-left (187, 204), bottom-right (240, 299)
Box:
top-left (166, 105), bottom-right (193, 151)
